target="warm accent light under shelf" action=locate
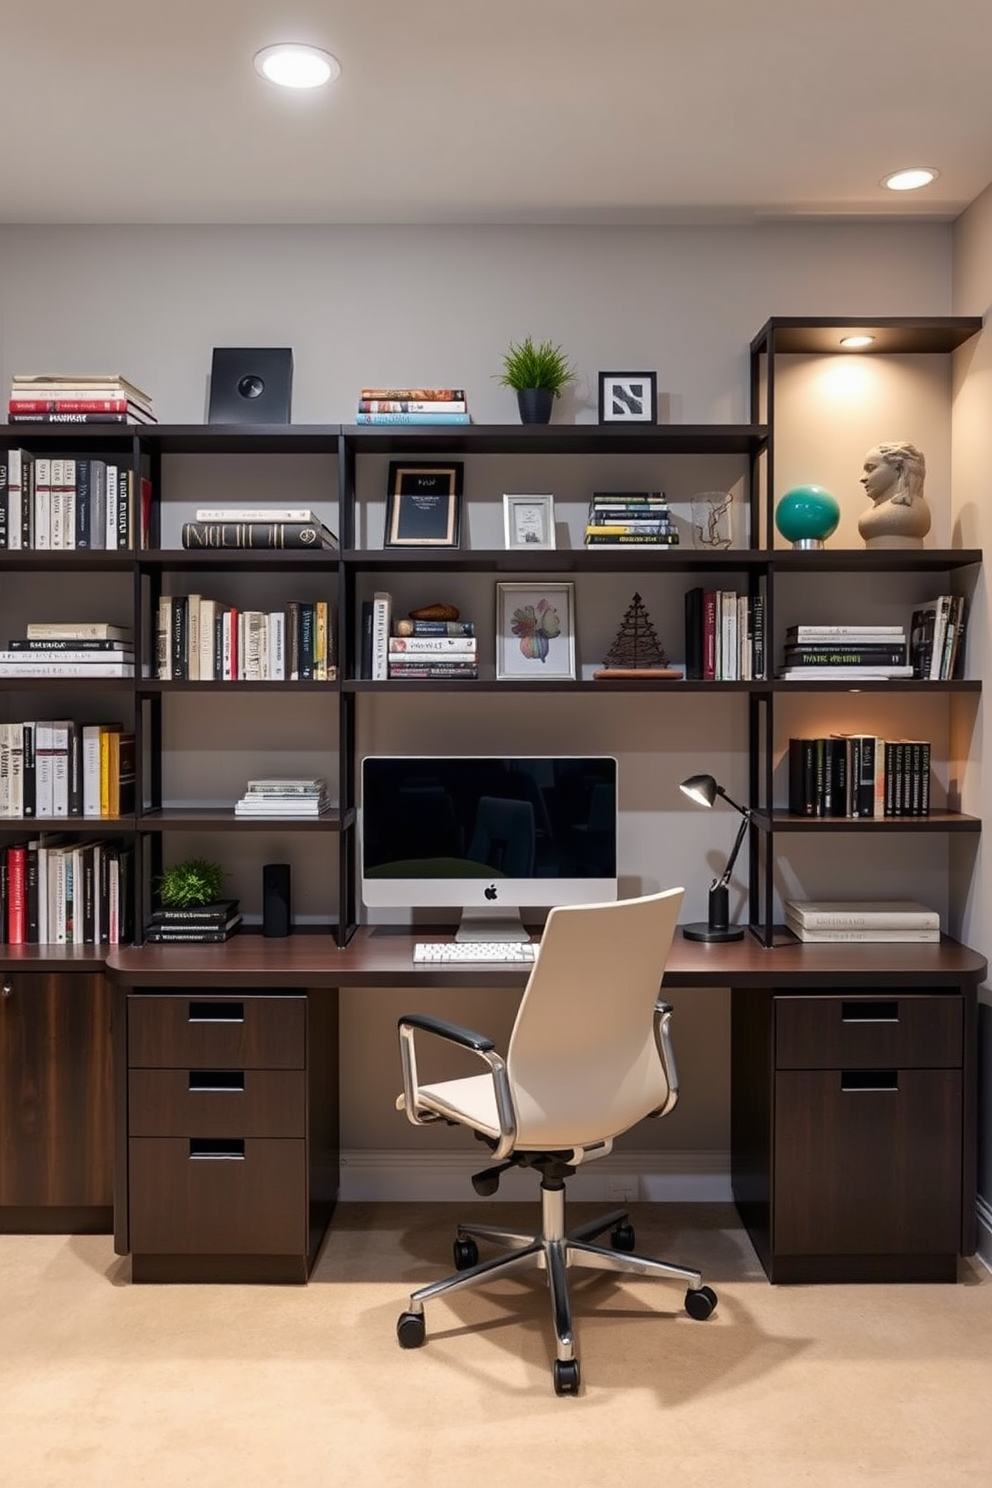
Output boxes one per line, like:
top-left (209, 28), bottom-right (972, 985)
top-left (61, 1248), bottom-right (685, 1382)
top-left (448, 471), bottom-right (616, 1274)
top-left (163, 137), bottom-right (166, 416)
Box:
top-left (839, 334), bottom-right (875, 349)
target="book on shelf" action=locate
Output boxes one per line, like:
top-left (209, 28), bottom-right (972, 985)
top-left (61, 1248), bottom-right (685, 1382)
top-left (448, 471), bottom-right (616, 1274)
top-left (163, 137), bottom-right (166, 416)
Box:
top-left (359, 387), bottom-right (466, 401)
top-left (371, 592), bottom-right (392, 681)
top-left (193, 507), bottom-right (328, 524)
top-left (181, 521), bottom-right (337, 550)
top-left (910, 595), bottom-right (965, 680)
top-left (781, 645), bottom-right (908, 667)
top-left (8, 401), bottom-right (156, 425)
top-left (25, 622), bottom-right (132, 641)
top-left (0, 649), bottom-right (135, 665)
top-left (358, 399), bottom-right (467, 414)
top-left (777, 665), bottom-right (914, 680)
top-left (7, 637), bottom-right (132, 653)
top-left (394, 619), bottom-right (475, 637)
top-left (7, 412), bottom-right (153, 425)
top-left (144, 919), bottom-right (242, 943)
top-left (0, 660), bottom-right (134, 678)
top-left (387, 663), bottom-right (479, 679)
top-left (388, 636), bottom-right (477, 655)
top-left (234, 800), bottom-right (331, 816)
top-left (784, 916), bottom-right (941, 944)
top-left (584, 523), bottom-right (676, 536)
top-left (785, 899), bottom-right (940, 929)
top-left (149, 898), bottom-right (240, 926)
top-left (12, 371), bottom-right (153, 402)
top-left (785, 624), bottom-right (905, 640)
top-left (584, 533), bottom-right (680, 546)
top-left (245, 777), bottom-right (327, 793)
top-left (353, 411), bottom-right (471, 425)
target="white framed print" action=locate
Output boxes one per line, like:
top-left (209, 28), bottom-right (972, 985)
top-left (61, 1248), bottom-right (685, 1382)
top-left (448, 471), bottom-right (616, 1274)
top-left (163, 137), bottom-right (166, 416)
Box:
top-left (496, 582), bottom-right (576, 681)
top-left (598, 370), bottom-right (657, 425)
top-left (503, 493), bottom-right (556, 551)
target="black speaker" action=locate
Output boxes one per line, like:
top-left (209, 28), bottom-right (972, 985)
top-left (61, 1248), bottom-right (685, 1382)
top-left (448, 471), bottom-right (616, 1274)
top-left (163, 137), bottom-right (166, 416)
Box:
top-left (208, 347), bottom-right (294, 424)
top-left (262, 863), bottom-right (292, 938)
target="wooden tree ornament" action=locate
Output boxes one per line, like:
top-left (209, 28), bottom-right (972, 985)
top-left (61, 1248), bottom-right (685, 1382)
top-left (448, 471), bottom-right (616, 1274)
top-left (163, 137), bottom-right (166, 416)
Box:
top-left (594, 592), bottom-right (683, 679)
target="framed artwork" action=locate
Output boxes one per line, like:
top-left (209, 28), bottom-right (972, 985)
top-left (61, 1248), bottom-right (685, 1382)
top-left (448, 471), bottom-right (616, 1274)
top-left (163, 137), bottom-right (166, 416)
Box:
top-left (597, 371), bottom-right (658, 425)
top-left (385, 461), bottom-right (463, 547)
top-left (495, 581), bottom-right (576, 681)
top-left (502, 493), bottom-right (556, 551)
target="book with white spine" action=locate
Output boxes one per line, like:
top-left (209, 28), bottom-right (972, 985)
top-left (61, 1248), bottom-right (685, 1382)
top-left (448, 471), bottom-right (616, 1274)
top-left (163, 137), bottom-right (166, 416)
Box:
top-left (785, 898), bottom-right (940, 929)
top-left (785, 916), bottom-right (940, 943)
top-left (194, 507), bottom-right (326, 523)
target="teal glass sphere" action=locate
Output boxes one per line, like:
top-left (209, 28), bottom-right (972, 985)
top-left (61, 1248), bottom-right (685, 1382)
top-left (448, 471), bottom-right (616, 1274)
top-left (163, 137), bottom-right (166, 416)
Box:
top-left (775, 484), bottom-right (840, 546)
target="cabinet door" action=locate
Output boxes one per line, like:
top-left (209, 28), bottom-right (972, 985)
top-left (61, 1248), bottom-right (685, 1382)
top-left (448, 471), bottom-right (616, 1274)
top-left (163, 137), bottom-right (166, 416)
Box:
top-left (0, 971), bottom-right (113, 1210)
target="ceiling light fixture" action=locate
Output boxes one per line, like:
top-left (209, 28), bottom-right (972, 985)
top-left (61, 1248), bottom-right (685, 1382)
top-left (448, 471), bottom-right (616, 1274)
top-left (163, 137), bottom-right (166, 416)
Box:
top-left (253, 44), bottom-right (340, 89)
top-left (839, 335), bottom-right (875, 349)
top-left (882, 167), bottom-right (938, 192)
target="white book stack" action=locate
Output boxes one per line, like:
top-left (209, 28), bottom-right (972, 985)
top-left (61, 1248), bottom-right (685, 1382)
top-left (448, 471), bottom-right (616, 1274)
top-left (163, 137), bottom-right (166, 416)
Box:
top-left (233, 777), bottom-right (331, 818)
top-left (778, 623), bottom-right (910, 682)
top-left (784, 899), bottom-right (941, 943)
top-left (0, 622), bottom-right (135, 678)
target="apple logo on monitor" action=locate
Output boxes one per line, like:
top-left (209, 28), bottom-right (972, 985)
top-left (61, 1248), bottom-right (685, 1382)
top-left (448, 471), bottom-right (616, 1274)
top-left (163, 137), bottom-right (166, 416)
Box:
top-left (485, 884), bottom-right (498, 901)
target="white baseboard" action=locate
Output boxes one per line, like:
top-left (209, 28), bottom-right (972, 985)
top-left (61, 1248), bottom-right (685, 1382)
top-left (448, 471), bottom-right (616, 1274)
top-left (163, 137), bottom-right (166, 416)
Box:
top-left (977, 1196), bottom-right (992, 1273)
top-left (338, 1149), bottom-right (732, 1203)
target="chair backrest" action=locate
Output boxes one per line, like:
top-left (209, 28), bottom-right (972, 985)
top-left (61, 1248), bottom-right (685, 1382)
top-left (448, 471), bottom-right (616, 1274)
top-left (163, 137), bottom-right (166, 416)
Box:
top-left (505, 886), bottom-right (684, 1152)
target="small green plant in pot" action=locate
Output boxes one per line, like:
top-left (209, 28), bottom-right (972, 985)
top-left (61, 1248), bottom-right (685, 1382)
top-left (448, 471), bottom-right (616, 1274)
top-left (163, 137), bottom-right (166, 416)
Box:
top-left (495, 335), bottom-right (576, 424)
top-left (157, 857), bottom-right (226, 909)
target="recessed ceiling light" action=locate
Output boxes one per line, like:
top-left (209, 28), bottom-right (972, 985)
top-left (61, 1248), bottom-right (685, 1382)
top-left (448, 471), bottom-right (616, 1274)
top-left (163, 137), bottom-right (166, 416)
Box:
top-left (882, 167), bottom-right (938, 192)
top-left (254, 44), bottom-right (340, 89)
top-left (839, 335), bottom-right (875, 349)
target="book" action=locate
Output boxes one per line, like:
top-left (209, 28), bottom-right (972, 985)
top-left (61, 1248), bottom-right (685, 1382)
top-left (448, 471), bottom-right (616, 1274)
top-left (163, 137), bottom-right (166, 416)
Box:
top-left (352, 411), bottom-right (471, 425)
top-left (584, 523), bottom-right (676, 536)
top-left (358, 400), bottom-right (467, 413)
top-left (584, 533), bottom-right (680, 545)
top-left (785, 899), bottom-right (940, 929)
top-left (0, 650), bottom-right (134, 665)
top-left (8, 399), bottom-right (156, 422)
top-left (388, 637), bottom-right (477, 655)
top-left (387, 664), bottom-right (479, 679)
top-left (371, 592), bottom-right (392, 681)
top-left (12, 371), bottom-right (153, 401)
top-left (777, 665), bottom-right (914, 680)
top-left (144, 920), bottom-right (242, 943)
top-left (785, 624), bottom-right (906, 640)
top-left (25, 623), bottom-right (132, 640)
top-left (181, 521), bottom-right (337, 549)
top-left (784, 916), bottom-right (941, 944)
top-left (0, 661), bottom-right (134, 678)
top-left (6, 638), bottom-right (132, 652)
top-left (781, 646), bottom-right (908, 667)
top-left (246, 777), bottom-right (327, 792)
top-left (359, 387), bottom-right (466, 401)
top-left (149, 898), bottom-right (240, 925)
top-left (395, 619), bottom-right (475, 637)
top-left (6, 412), bottom-right (153, 425)
top-left (193, 507), bottom-right (327, 524)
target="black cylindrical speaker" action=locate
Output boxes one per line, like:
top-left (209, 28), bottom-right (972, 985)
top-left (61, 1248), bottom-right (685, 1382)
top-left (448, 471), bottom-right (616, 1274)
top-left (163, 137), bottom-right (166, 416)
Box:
top-left (262, 863), bottom-right (291, 938)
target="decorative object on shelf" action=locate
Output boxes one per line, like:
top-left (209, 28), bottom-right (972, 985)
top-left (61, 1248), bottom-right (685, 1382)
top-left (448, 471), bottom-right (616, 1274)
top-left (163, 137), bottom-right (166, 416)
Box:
top-left (407, 602), bottom-right (461, 623)
top-left (495, 336), bottom-right (576, 424)
top-left (593, 593), bottom-right (682, 680)
top-left (156, 856), bottom-right (226, 910)
top-left (207, 347), bottom-right (293, 424)
top-left (385, 462), bottom-right (463, 547)
top-left (597, 371), bottom-right (657, 425)
top-left (503, 493), bottom-right (556, 550)
top-left (857, 442), bottom-right (931, 549)
top-left (691, 490), bottom-right (733, 550)
top-left (678, 774), bottom-right (750, 942)
top-left (495, 582), bottom-right (576, 681)
top-left (262, 862), bottom-right (292, 938)
top-left (774, 483), bottom-right (840, 548)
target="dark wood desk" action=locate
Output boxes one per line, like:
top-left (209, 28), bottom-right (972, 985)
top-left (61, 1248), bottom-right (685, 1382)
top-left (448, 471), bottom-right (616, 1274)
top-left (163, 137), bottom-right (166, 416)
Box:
top-left (106, 931), bottom-right (987, 1285)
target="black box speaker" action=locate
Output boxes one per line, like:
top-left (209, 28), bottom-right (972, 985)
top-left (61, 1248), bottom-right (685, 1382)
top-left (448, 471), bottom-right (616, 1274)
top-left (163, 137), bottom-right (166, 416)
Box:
top-left (208, 347), bottom-right (294, 424)
top-left (262, 863), bottom-right (292, 938)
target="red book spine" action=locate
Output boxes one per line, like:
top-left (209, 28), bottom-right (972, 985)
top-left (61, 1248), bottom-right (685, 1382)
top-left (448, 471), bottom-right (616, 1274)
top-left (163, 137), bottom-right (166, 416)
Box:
top-left (8, 398), bottom-right (136, 413)
top-left (702, 591), bottom-right (717, 681)
top-left (7, 845), bottom-right (26, 944)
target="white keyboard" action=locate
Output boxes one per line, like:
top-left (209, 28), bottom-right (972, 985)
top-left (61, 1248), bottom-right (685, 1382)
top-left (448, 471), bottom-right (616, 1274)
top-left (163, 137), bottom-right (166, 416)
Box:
top-left (413, 941), bottom-right (538, 965)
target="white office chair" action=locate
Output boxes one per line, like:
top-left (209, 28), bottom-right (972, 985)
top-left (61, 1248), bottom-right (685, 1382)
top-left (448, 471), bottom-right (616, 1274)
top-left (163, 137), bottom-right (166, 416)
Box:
top-left (395, 886), bottom-right (717, 1395)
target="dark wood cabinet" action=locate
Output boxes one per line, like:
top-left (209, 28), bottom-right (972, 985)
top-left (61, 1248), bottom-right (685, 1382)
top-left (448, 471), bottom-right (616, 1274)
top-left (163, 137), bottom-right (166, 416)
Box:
top-left (0, 969), bottom-right (113, 1231)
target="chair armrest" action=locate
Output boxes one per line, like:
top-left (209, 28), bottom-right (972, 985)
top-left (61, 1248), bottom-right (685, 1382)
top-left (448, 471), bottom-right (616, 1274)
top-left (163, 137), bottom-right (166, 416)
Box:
top-left (397, 1012), bottom-right (496, 1053)
top-left (397, 1014), bottom-right (517, 1156)
top-left (649, 998), bottom-right (679, 1118)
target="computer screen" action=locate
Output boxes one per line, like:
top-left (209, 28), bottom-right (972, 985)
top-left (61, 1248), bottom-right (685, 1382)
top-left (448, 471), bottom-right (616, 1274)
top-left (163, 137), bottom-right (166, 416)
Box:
top-left (360, 755), bottom-right (618, 941)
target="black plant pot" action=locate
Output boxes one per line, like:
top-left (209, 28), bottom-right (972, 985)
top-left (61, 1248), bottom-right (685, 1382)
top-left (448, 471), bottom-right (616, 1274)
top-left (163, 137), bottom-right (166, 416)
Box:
top-left (516, 387), bottom-right (555, 424)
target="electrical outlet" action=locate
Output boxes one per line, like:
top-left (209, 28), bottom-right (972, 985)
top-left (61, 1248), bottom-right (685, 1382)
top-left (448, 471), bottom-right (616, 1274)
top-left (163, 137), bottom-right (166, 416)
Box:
top-left (608, 1176), bottom-right (639, 1203)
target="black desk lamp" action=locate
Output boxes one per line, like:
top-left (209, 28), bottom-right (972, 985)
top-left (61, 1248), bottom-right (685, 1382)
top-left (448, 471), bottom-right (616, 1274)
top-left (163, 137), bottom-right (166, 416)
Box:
top-left (679, 773), bottom-right (750, 942)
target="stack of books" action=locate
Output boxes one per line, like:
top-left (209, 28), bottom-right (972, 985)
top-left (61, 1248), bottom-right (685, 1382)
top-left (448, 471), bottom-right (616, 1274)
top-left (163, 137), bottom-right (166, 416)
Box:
top-left (234, 778), bottom-right (332, 818)
top-left (0, 622), bottom-right (134, 679)
top-left (7, 373), bottom-right (156, 425)
top-left (785, 899), bottom-right (940, 943)
top-left (353, 387), bottom-right (471, 427)
top-left (387, 621), bottom-right (478, 680)
top-left (157, 595), bottom-right (335, 681)
top-left (778, 624), bottom-right (912, 681)
top-left (909, 595), bottom-right (967, 680)
top-left (181, 505), bottom-right (338, 551)
top-left (788, 734), bottom-right (931, 818)
top-left (583, 491), bottom-right (679, 547)
top-left (0, 451), bottom-right (150, 551)
top-left (144, 897), bottom-right (242, 944)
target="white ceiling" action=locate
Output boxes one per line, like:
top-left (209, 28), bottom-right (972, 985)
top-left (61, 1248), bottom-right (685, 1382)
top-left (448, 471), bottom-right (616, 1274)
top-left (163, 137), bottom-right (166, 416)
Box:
top-left (3, 1), bottom-right (992, 226)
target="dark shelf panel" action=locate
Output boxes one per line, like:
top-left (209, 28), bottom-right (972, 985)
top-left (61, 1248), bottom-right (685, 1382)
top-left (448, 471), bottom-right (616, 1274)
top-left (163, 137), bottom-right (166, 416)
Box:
top-left (137, 807), bottom-right (345, 832)
top-left (0, 423), bottom-right (139, 450)
top-left (135, 424), bottom-right (341, 455)
top-left (769, 547), bottom-right (981, 573)
top-left (0, 943), bottom-right (111, 970)
top-left (343, 422), bottom-right (768, 455)
top-left (343, 546), bottom-right (769, 574)
top-left (137, 548), bottom-right (337, 571)
top-left (0, 816), bottom-right (135, 835)
top-left (0, 677), bottom-right (134, 692)
top-left (0, 550), bottom-right (134, 572)
top-left (343, 678), bottom-right (760, 694)
top-left (136, 679), bottom-right (338, 694)
top-left (754, 809), bottom-right (981, 833)
top-left (751, 317), bottom-right (983, 356)
top-left (770, 679), bottom-right (980, 694)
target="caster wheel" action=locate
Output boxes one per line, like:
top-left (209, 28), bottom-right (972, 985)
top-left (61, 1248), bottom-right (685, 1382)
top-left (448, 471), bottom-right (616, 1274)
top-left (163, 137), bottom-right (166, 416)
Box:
top-left (553, 1358), bottom-right (580, 1396)
top-left (685, 1284), bottom-right (718, 1321)
top-left (396, 1310), bottom-right (426, 1348)
top-left (610, 1222), bottom-right (636, 1252)
top-left (453, 1237), bottom-right (479, 1270)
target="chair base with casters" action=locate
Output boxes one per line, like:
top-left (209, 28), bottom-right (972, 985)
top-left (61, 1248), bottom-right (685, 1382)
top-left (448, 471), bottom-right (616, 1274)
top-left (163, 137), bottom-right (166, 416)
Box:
top-left (396, 1154), bottom-right (718, 1396)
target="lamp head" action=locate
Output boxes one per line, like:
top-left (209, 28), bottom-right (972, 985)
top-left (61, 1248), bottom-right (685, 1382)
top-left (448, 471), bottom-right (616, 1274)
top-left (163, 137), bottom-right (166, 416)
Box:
top-left (680, 773), bottom-right (719, 809)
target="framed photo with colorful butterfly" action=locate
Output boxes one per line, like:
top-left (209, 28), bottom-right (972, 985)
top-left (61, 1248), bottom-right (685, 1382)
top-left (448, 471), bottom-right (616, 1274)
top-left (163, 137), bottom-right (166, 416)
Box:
top-left (495, 581), bottom-right (576, 681)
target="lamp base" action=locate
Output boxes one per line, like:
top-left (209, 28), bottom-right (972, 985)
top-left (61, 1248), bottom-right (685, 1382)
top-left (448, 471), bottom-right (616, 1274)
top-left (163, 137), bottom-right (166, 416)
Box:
top-left (681, 922), bottom-right (746, 942)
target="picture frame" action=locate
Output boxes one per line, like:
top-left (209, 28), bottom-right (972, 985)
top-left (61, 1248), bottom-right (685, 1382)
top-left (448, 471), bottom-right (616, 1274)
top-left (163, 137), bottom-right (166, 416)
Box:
top-left (495, 581), bottom-right (576, 681)
top-left (502, 493), bottom-right (557, 551)
top-left (597, 371), bottom-right (658, 425)
top-left (385, 461), bottom-right (463, 547)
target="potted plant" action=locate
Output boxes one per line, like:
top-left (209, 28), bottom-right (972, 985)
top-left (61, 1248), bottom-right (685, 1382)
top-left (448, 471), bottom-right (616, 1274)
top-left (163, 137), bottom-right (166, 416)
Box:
top-left (495, 335), bottom-right (576, 424)
top-left (156, 856), bottom-right (227, 909)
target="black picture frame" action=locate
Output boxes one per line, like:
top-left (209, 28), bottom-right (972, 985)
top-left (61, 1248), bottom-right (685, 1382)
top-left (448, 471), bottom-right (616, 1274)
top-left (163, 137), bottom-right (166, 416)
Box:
top-left (385, 462), bottom-right (464, 547)
top-left (597, 371), bottom-right (658, 425)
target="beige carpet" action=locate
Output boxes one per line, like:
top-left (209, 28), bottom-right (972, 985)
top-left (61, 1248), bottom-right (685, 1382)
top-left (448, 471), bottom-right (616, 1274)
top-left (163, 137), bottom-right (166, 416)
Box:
top-left (2, 1202), bottom-right (991, 1488)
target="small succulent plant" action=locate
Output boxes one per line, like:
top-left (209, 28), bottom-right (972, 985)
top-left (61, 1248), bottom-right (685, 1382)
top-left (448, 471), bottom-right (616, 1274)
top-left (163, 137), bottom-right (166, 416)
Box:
top-left (157, 857), bottom-right (226, 909)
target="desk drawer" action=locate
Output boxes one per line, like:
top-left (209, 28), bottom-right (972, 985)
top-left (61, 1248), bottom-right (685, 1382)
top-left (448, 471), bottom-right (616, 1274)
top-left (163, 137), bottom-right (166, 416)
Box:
top-left (775, 993), bottom-right (962, 1070)
top-left (128, 1137), bottom-right (306, 1255)
top-left (128, 1069), bottom-right (305, 1139)
top-left (128, 993), bottom-right (305, 1069)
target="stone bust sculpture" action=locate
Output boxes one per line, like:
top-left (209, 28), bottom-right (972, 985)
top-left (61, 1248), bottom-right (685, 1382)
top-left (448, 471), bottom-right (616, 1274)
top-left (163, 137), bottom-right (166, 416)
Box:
top-left (857, 442), bottom-right (931, 548)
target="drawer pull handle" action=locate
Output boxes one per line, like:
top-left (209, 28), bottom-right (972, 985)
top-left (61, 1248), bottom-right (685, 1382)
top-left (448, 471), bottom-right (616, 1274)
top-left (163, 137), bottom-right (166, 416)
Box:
top-left (842, 1001), bottom-right (898, 1022)
top-left (188, 1001), bottom-right (244, 1023)
top-left (188, 1071), bottom-right (245, 1092)
top-left (840, 1070), bottom-right (899, 1092)
top-left (189, 1138), bottom-right (246, 1160)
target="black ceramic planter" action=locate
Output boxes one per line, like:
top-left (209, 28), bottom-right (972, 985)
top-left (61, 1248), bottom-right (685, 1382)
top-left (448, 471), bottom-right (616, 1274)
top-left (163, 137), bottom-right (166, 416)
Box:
top-left (516, 387), bottom-right (555, 424)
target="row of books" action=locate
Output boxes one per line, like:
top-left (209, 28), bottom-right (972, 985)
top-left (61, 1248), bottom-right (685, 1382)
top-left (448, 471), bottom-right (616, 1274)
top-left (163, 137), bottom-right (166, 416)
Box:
top-left (684, 587), bottom-right (766, 681)
top-left (0, 720), bottom-right (135, 819)
top-left (353, 386), bottom-right (471, 427)
top-left (157, 596), bottom-right (336, 682)
top-left (144, 897), bottom-right (242, 944)
top-left (788, 734), bottom-right (931, 818)
top-left (583, 491), bottom-right (680, 547)
top-left (0, 451), bottom-right (151, 551)
top-left (909, 595), bottom-right (967, 679)
top-left (1, 836), bottom-right (135, 946)
top-left (234, 778), bottom-right (332, 819)
top-left (7, 372), bottom-right (156, 426)
top-left (785, 898), bottom-right (940, 943)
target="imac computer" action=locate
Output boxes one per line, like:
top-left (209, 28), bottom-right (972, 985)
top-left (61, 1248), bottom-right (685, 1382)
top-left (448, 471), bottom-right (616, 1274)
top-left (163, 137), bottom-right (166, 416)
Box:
top-left (360, 755), bottom-right (618, 941)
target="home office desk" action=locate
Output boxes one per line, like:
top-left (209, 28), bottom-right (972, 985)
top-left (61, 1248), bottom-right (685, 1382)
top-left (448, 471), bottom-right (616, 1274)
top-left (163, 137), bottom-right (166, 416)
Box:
top-left (107, 930), bottom-right (987, 1285)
